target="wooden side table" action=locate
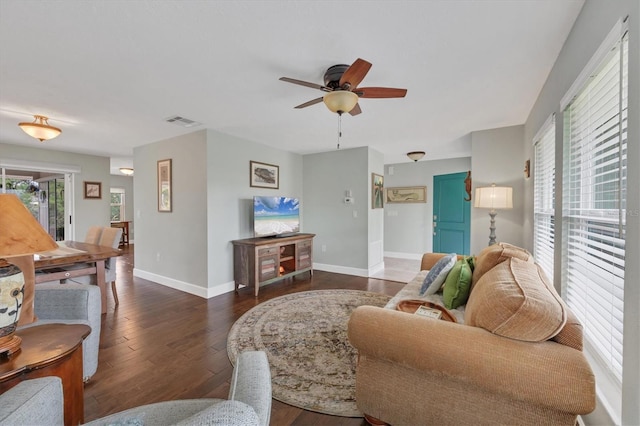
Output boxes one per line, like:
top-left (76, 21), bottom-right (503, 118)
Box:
top-left (0, 323), bottom-right (91, 426)
top-left (110, 221), bottom-right (130, 246)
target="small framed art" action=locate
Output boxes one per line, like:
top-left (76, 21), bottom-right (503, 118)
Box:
top-left (385, 186), bottom-right (427, 203)
top-left (84, 181), bottom-right (102, 199)
top-left (158, 159), bottom-right (172, 212)
top-left (372, 173), bottom-right (384, 209)
top-left (250, 161), bottom-right (279, 189)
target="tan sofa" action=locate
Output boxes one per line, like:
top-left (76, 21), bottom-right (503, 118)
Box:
top-left (348, 243), bottom-right (596, 426)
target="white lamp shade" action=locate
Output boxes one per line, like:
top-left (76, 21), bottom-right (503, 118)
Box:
top-left (474, 185), bottom-right (513, 209)
top-left (323, 91), bottom-right (359, 114)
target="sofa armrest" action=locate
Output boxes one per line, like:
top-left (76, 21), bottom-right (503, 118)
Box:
top-left (228, 351), bottom-right (272, 426)
top-left (0, 377), bottom-right (64, 426)
top-left (348, 306), bottom-right (595, 414)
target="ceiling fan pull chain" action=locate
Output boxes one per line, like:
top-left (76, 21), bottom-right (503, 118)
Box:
top-left (337, 113), bottom-right (342, 149)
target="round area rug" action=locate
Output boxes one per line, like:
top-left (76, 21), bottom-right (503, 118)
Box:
top-left (227, 289), bottom-right (391, 417)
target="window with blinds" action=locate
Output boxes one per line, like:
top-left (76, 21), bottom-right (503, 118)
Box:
top-left (562, 30), bottom-right (627, 383)
top-left (533, 116), bottom-right (555, 281)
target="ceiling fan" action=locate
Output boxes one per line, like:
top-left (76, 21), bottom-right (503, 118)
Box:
top-left (279, 58), bottom-right (407, 116)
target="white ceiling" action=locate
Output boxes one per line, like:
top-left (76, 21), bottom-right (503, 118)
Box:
top-left (0, 1), bottom-right (584, 173)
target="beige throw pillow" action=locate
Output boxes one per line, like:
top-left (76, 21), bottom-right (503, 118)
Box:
top-left (471, 242), bottom-right (533, 289)
top-left (464, 258), bottom-right (567, 342)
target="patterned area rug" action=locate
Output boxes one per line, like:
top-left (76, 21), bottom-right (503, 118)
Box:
top-left (227, 289), bottom-right (391, 417)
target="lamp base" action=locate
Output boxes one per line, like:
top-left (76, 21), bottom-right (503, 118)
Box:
top-left (0, 333), bottom-right (22, 357)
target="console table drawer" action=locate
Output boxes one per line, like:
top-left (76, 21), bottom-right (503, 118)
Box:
top-left (258, 247), bottom-right (279, 256)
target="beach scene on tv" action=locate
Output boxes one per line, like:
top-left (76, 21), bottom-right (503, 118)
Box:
top-left (254, 196), bottom-right (300, 237)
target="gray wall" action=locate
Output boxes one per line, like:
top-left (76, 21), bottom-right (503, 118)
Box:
top-left (303, 147), bottom-right (370, 275)
top-left (0, 142), bottom-right (111, 240)
top-left (205, 129), bottom-right (303, 293)
top-left (133, 130), bottom-right (209, 293)
top-left (383, 157), bottom-right (471, 257)
top-left (109, 174), bottom-right (134, 240)
top-left (522, 1), bottom-right (639, 424)
top-left (470, 125), bottom-right (525, 255)
top-left (368, 148), bottom-right (385, 272)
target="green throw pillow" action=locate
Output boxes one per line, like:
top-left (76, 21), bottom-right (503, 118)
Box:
top-left (442, 258), bottom-right (473, 309)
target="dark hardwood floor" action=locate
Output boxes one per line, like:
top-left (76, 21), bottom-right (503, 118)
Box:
top-left (83, 245), bottom-right (406, 425)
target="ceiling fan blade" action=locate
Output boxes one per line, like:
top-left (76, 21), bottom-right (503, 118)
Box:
top-left (349, 103), bottom-right (362, 116)
top-left (279, 77), bottom-right (330, 92)
top-left (339, 58), bottom-right (372, 90)
top-left (294, 97), bottom-right (324, 109)
top-left (355, 87), bottom-right (407, 98)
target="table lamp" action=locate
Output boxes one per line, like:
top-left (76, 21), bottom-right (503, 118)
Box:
top-left (474, 184), bottom-right (513, 246)
top-left (0, 194), bottom-right (57, 356)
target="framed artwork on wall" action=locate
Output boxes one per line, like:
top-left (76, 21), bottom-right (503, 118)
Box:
top-left (84, 181), bottom-right (102, 199)
top-left (385, 186), bottom-right (427, 203)
top-left (250, 161), bottom-right (279, 189)
top-left (157, 159), bottom-right (172, 212)
top-left (372, 173), bottom-right (384, 209)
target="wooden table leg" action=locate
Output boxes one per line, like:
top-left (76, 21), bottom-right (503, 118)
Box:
top-left (95, 260), bottom-right (107, 314)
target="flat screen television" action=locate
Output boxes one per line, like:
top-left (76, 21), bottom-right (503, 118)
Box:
top-left (253, 196), bottom-right (300, 238)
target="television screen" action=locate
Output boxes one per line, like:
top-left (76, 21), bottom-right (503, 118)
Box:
top-left (253, 196), bottom-right (300, 238)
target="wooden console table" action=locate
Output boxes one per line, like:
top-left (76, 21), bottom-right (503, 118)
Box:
top-left (110, 221), bottom-right (130, 246)
top-left (0, 323), bottom-right (91, 426)
top-left (232, 233), bottom-right (315, 296)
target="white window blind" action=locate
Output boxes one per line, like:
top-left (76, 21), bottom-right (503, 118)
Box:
top-left (562, 30), bottom-right (627, 383)
top-left (533, 115), bottom-right (555, 281)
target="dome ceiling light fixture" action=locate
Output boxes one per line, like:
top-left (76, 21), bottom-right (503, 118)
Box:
top-left (407, 151), bottom-right (426, 162)
top-left (323, 90), bottom-right (359, 115)
top-left (119, 168), bottom-right (134, 176)
top-left (18, 115), bottom-right (62, 142)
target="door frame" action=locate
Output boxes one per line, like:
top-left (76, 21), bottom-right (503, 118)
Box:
top-left (1, 159), bottom-right (78, 240)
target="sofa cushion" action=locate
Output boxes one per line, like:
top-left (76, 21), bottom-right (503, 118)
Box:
top-left (471, 242), bottom-right (533, 289)
top-left (420, 253), bottom-right (457, 295)
top-left (464, 258), bottom-right (567, 342)
top-left (442, 258), bottom-right (473, 309)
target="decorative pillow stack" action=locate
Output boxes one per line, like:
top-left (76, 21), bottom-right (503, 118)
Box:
top-left (442, 257), bottom-right (474, 309)
top-left (419, 253), bottom-right (457, 295)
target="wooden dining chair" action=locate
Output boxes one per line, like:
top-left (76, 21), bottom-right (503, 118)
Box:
top-left (68, 226), bottom-right (122, 307)
top-left (97, 227), bottom-right (123, 306)
top-left (85, 226), bottom-right (103, 245)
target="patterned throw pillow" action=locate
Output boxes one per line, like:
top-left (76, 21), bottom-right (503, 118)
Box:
top-left (420, 253), bottom-right (457, 295)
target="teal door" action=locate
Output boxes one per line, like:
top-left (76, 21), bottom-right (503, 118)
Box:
top-left (433, 172), bottom-right (471, 254)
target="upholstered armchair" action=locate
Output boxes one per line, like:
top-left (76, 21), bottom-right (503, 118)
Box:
top-left (0, 351), bottom-right (272, 426)
top-left (17, 282), bottom-right (101, 382)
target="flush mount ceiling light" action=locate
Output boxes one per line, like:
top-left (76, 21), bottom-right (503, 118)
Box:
top-left (323, 91), bottom-right (359, 115)
top-left (407, 151), bottom-right (426, 162)
top-left (18, 115), bottom-right (62, 142)
top-left (119, 168), bottom-right (134, 176)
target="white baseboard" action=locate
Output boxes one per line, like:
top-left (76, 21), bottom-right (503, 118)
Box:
top-left (313, 263), bottom-right (369, 277)
top-left (383, 251), bottom-right (423, 260)
top-left (368, 261), bottom-right (385, 276)
top-left (133, 268), bottom-right (235, 299)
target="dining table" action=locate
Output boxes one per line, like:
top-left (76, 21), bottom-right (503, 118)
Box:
top-left (32, 241), bottom-right (122, 314)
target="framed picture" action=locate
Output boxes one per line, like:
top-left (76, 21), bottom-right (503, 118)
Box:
top-left (372, 173), bottom-right (384, 209)
top-left (385, 186), bottom-right (427, 204)
top-left (84, 181), bottom-right (102, 199)
top-left (250, 161), bottom-right (279, 189)
top-left (157, 159), bottom-right (172, 212)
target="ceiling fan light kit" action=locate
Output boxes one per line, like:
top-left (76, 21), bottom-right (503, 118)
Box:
top-left (323, 91), bottom-right (359, 114)
top-left (407, 151), bottom-right (426, 162)
top-left (18, 115), bottom-right (62, 142)
top-left (280, 58), bottom-right (407, 117)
